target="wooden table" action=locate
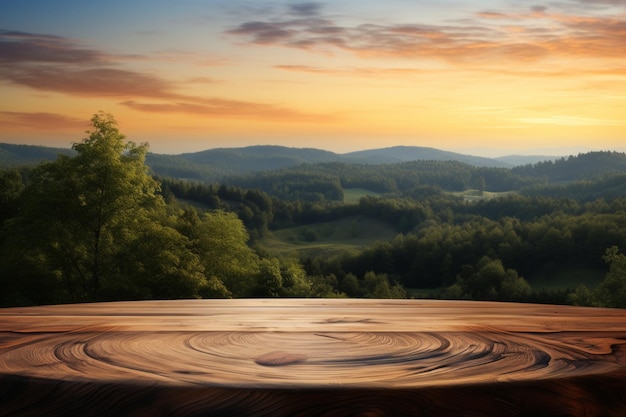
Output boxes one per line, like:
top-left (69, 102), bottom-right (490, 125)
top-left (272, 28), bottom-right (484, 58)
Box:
top-left (1, 299), bottom-right (625, 416)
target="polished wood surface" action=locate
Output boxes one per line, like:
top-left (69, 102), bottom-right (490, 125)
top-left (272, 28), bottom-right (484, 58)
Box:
top-left (1, 299), bottom-right (625, 416)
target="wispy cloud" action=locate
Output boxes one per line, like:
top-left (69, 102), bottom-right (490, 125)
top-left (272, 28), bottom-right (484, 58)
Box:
top-left (471, 60), bottom-right (626, 79)
top-left (564, 0), bottom-right (626, 11)
top-left (227, 3), bottom-right (626, 63)
top-left (186, 76), bottom-right (218, 84)
top-left (120, 99), bottom-right (336, 122)
top-left (475, 11), bottom-right (511, 19)
top-left (519, 115), bottom-right (626, 126)
top-left (275, 64), bottom-right (428, 77)
top-left (0, 111), bottom-right (87, 130)
top-left (288, 2), bottom-right (323, 17)
top-left (0, 30), bottom-right (108, 65)
top-left (0, 29), bottom-right (330, 122)
top-left (0, 29), bottom-right (181, 99)
top-left (2, 66), bottom-right (178, 98)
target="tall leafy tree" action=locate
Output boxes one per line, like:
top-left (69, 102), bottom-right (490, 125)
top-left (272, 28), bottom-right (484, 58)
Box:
top-left (193, 210), bottom-right (260, 296)
top-left (595, 246), bottom-right (626, 308)
top-left (448, 257), bottom-right (530, 301)
top-left (0, 169), bottom-right (23, 224)
top-left (9, 112), bottom-right (206, 303)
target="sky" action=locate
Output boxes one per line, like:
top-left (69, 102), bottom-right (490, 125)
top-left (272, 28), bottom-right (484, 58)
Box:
top-left (1, 0), bottom-right (625, 157)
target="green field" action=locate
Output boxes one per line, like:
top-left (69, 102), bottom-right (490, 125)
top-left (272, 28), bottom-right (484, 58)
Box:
top-left (343, 188), bottom-right (381, 203)
top-left (450, 189), bottom-right (514, 202)
top-left (259, 216), bottom-right (397, 257)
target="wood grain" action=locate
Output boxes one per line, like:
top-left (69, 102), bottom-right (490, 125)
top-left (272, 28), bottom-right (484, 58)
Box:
top-left (1, 299), bottom-right (625, 416)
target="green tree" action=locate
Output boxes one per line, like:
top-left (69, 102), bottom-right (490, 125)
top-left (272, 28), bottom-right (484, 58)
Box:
top-left (109, 218), bottom-right (209, 300)
top-left (6, 112), bottom-right (208, 303)
top-left (568, 284), bottom-right (595, 307)
top-left (310, 273), bottom-right (344, 297)
top-left (0, 169), bottom-right (24, 224)
top-left (451, 257), bottom-right (531, 301)
top-left (279, 258), bottom-right (313, 297)
top-left (256, 257), bottom-right (283, 297)
top-left (340, 273), bottom-right (360, 297)
top-left (183, 209), bottom-right (260, 296)
top-left (362, 271), bottom-right (407, 299)
top-left (595, 246), bottom-right (626, 308)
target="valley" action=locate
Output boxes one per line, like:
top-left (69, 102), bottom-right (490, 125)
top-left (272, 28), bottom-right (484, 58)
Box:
top-left (2, 139), bottom-right (626, 307)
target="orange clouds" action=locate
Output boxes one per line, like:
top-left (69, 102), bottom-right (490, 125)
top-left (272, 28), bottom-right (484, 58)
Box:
top-left (0, 112), bottom-right (86, 130)
top-left (0, 30), bottom-right (176, 100)
top-left (227, 3), bottom-right (626, 64)
top-left (3, 67), bottom-right (177, 98)
top-left (274, 64), bottom-right (429, 78)
top-left (0, 1), bottom-right (624, 155)
top-left (0, 29), bottom-right (329, 123)
top-left (0, 30), bottom-right (108, 65)
top-left (120, 99), bottom-right (336, 123)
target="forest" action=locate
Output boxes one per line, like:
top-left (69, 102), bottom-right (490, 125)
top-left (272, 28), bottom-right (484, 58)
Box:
top-left (1, 113), bottom-right (626, 308)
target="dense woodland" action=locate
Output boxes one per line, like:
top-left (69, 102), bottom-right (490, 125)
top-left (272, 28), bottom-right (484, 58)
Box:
top-left (1, 113), bottom-right (626, 307)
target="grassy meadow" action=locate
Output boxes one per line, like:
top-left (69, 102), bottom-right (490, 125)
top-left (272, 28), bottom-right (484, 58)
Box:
top-left (450, 189), bottom-right (515, 202)
top-left (343, 188), bottom-right (382, 203)
top-left (258, 216), bottom-right (397, 258)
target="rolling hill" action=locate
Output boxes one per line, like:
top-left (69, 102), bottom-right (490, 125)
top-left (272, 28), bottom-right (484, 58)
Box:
top-left (1, 143), bottom-right (522, 180)
top-left (0, 143), bottom-right (75, 167)
top-left (3, 142), bottom-right (616, 186)
top-left (494, 154), bottom-right (560, 166)
top-left (343, 146), bottom-right (512, 167)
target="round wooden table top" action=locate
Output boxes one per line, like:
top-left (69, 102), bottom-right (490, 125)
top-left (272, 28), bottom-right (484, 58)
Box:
top-left (1, 299), bottom-right (625, 416)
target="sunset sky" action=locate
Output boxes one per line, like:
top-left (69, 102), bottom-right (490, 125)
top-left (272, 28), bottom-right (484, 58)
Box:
top-left (1, 0), bottom-right (625, 156)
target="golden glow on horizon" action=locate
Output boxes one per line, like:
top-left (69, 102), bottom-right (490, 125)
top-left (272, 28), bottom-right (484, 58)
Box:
top-left (0, 0), bottom-right (624, 155)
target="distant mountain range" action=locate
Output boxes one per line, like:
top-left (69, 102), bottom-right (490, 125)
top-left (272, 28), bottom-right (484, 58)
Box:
top-left (344, 146), bottom-right (504, 167)
top-left (0, 143), bottom-right (75, 168)
top-left (0, 142), bottom-right (561, 181)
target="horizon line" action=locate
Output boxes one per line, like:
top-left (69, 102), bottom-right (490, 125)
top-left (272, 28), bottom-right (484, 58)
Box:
top-left (1, 140), bottom-right (624, 160)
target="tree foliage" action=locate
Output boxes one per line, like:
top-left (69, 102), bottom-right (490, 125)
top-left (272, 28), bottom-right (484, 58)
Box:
top-left (2, 113), bottom-right (254, 304)
top-left (11, 112), bottom-right (167, 301)
top-left (3, 114), bottom-right (626, 307)
top-left (447, 257), bottom-right (531, 301)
